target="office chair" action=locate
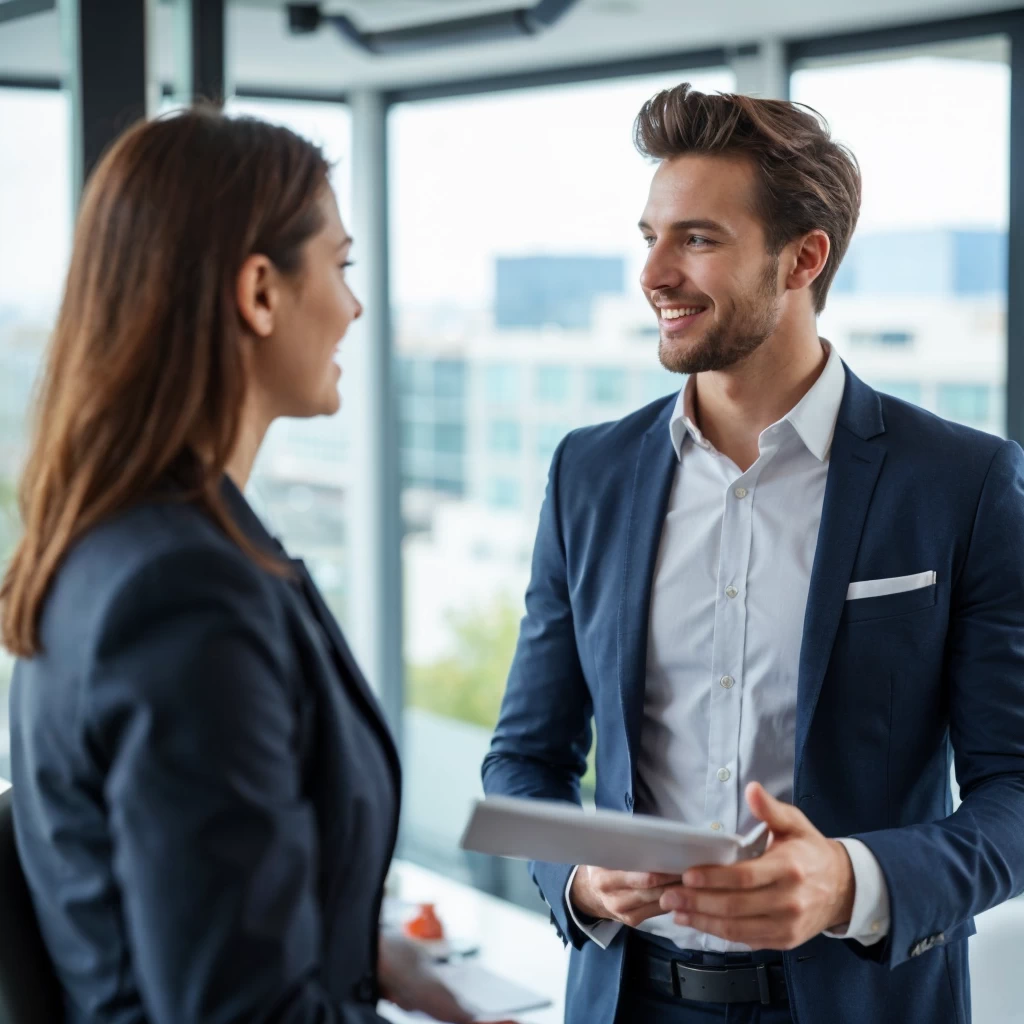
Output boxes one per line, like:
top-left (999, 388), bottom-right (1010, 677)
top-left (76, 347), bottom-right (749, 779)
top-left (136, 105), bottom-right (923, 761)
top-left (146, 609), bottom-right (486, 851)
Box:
top-left (0, 785), bottom-right (64, 1023)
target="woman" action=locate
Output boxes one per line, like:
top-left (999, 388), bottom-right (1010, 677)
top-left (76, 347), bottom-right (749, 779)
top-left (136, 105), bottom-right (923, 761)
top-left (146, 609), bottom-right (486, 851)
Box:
top-left (0, 108), bottom-right (495, 1024)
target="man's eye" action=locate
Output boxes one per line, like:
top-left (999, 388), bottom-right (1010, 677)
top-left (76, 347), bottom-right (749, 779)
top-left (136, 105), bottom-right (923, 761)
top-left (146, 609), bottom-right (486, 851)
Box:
top-left (339, 261), bottom-right (354, 270)
top-left (688, 236), bottom-right (712, 247)
top-left (642, 236), bottom-right (656, 248)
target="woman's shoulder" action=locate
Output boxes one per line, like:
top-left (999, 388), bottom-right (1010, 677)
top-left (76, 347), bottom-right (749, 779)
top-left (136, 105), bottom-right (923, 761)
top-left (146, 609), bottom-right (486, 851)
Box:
top-left (42, 497), bottom-right (283, 665)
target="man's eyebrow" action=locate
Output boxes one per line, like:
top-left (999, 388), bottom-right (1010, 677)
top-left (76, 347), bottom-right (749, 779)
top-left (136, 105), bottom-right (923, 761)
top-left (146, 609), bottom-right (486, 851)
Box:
top-left (637, 218), bottom-right (730, 234)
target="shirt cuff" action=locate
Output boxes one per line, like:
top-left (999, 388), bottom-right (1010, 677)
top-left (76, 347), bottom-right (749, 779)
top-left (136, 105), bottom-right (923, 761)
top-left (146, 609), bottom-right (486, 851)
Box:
top-left (565, 865), bottom-right (623, 950)
top-left (823, 838), bottom-right (891, 946)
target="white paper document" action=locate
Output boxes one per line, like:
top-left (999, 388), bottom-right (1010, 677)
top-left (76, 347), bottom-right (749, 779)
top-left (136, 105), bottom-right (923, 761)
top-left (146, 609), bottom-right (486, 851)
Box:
top-left (460, 795), bottom-right (770, 875)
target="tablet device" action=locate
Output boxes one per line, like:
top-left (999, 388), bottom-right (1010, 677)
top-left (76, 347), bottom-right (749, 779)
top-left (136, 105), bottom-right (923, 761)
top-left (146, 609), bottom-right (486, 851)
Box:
top-left (460, 795), bottom-right (770, 874)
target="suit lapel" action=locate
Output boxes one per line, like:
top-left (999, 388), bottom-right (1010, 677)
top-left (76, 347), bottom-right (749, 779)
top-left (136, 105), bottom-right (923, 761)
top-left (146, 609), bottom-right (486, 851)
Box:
top-left (794, 369), bottom-right (886, 779)
top-left (617, 401), bottom-right (679, 780)
top-left (290, 558), bottom-right (402, 777)
top-left (218, 476), bottom-right (401, 779)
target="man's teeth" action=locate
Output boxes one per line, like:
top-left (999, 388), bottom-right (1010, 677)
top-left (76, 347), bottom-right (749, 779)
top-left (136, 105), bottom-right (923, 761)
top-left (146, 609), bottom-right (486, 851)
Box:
top-left (661, 307), bottom-right (704, 320)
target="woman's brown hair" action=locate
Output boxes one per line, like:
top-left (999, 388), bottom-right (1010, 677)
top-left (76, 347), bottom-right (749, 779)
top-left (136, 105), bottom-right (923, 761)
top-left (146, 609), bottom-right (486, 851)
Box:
top-left (1, 107), bottom-right (330, 656)
top-left (634, 83), bottom-right (862, 313)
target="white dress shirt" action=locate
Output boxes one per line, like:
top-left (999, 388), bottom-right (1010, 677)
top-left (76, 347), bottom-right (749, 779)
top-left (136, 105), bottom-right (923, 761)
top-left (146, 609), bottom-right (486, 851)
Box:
top-left (567, 342), bottom-right (890, 951)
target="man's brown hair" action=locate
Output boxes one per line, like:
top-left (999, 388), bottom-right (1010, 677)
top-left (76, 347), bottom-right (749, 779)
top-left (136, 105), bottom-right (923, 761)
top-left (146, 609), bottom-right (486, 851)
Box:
top-left (634, 83), bottom-right (861, 314)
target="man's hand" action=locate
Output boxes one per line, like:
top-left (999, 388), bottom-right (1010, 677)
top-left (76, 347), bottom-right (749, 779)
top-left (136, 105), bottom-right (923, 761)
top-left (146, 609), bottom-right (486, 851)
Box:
top-left (570, 865), bottom-right (680, 927)
top-left (658, 782), bottom-right (856, 950)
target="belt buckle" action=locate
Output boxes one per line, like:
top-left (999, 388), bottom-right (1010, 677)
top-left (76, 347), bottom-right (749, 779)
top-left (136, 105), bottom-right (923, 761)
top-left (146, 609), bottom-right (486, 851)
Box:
top-left (756, 962), bottom-right (771, 1006)
top-left (669, 960), bottom-right (772, 1006)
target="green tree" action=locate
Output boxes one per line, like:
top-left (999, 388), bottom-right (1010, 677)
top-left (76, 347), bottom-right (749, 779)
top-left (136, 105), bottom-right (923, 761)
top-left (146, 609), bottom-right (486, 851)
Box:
top-left (407, 593), bottom-right (596, 793)
top-left (407, 594), bottom-right (521, 729)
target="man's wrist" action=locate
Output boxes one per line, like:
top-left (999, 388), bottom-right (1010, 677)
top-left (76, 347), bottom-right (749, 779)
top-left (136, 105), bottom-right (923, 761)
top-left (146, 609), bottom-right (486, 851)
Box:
top-left (827, 839), bottom-right (857, 930)
top-left (569, 866), bottom-right (602, 920)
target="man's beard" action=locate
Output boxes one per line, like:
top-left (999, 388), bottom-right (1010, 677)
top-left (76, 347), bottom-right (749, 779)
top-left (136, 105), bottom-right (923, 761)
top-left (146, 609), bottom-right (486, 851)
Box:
top-left (658, 257), bottom-right (781, 375)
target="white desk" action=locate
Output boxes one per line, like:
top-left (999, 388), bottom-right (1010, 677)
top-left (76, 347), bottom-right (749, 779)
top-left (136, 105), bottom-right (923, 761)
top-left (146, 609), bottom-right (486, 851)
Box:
top-left (381, 860), bottom-right (568, 1024)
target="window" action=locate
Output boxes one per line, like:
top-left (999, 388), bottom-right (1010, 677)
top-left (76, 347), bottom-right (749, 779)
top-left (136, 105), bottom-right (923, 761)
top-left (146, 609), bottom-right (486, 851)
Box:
top-left (390, 66), bottom-right (734, 898)
top-left (588, 367), bottom-right (626, 404)
top-left (536, 365), bottom-right (570, 402)
top-left (228, 98), bottom-right (354, 627)
top-left (486, 477), bottom-right (521, 510)
top-left (792, 38), bottom-right (1008, 432)
top-left (875, 381), bottom-right (923, 405)
top-left (435, 423), bottom-right (465, 454)
top-left (537, 423), bottom-right (569, 460)
top-left (0, 88), bottom-right (74, 781)
top-left (484, 364), bottom-right (521, 404)
top-left (644, 367), bottom-right (683, 404)
top-left (937, 384), bottom-right (990, 424)
top-left (489, 420), bottom-right (521, 455)
top-left (434, 360), bottom-right (465, 399)
top-left (849, 330), bottom-right (915, 347)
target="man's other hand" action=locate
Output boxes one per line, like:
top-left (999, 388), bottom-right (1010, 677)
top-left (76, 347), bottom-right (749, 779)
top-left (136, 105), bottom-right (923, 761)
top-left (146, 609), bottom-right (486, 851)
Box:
top-left (570, 866), bottom-right (680, 927)
top-left (657, 782), bottom-right (856, 950)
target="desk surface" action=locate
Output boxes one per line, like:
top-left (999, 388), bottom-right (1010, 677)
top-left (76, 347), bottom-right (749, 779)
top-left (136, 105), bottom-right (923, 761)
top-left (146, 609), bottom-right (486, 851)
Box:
top-left (382, 860), bottom-right (569, 1024)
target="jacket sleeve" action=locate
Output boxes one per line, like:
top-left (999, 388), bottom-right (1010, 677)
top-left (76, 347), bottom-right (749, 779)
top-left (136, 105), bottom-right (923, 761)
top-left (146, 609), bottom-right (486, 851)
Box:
top-left (86, 545), bottom-right (387, 1024)
top-left (481, 435), bottom-right (595, 949)
top-left (851, 439), bottom-right (1024, 969)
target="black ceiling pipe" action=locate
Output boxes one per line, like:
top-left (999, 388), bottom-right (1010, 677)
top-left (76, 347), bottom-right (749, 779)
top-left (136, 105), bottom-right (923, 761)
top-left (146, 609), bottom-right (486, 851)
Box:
top-left (287, 0), bottom-right (581, 55)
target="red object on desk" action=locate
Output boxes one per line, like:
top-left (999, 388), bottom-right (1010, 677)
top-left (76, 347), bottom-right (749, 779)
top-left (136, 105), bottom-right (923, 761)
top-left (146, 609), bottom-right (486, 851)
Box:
top-left (403, 903), bottom-right (444, 941)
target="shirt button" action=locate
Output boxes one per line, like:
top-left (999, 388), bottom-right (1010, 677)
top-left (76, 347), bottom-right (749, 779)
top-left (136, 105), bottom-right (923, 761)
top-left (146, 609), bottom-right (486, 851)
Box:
top-left (717, 768), bottom-right (731, 782)
top-left (710, 821), bottom-right (722, 831)
top-left (871, 921), bottom-right (881, 934)
top-left (734, 487), bottom-right (748, 499)
top-left (720, 675), bottom-right (735, 689)
top-left (725, 586), bottom-right (738, 599)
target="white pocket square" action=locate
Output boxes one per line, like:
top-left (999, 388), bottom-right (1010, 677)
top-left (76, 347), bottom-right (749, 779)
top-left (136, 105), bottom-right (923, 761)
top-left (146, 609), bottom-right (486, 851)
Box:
top-left (847, 571), bottom-right (937, 601)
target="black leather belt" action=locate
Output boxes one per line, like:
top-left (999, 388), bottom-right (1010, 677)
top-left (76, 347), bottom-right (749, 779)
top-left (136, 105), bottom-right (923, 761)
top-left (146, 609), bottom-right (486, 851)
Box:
top-left (627, 944), bottom-right (789, 1006)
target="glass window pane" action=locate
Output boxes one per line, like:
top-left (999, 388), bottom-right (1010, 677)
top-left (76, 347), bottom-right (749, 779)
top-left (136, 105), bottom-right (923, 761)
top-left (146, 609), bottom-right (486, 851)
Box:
top-left (587, 367), bottom-right (627, 405)
top-left (390, 66), bottom-right (734, 897)
top-left (488, 420), bottom-right (522, 455)
top-left (536, 365), bottom-right (570, 402)
top-left (0, 88), bottom-right (72, 781)
top-left (937, 383), bottom-right (991, 424)
top-left (226, 98), bottom-right (354, 627)
top-left (791, 38), bottom-right (1008, 435)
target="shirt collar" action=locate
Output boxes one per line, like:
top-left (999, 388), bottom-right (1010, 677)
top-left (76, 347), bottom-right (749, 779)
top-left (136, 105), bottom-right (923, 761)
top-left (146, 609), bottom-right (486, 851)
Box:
top-left (669, 340), bottom-right (846, 463)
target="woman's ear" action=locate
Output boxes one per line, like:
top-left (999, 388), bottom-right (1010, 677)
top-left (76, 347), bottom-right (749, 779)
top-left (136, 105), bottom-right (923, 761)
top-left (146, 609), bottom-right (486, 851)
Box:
top-left (236, 254), bottom-right (278, 338)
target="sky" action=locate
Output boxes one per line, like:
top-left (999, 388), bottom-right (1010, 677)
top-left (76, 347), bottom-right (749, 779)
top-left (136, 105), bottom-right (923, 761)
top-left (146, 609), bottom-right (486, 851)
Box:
top-left (0, 54), bottom-right (1010, 316)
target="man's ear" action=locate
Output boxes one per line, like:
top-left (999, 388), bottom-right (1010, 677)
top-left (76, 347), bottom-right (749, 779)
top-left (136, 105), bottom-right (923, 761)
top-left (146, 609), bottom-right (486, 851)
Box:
top-left (236, 254), bottom-right (278, 338)
top-left (784, 230), bottom-right (830, 294)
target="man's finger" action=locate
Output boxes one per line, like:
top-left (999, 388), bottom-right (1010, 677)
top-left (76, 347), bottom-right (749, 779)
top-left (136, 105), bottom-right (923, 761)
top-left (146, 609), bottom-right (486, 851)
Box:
top-left (622, 899), bottom-right (679, 927)
top-left (669, 910), bottom-right (783, 949)
top-left (745, 782), bottom-right (807, 837)
top-left (682, 848), bottom-right (789, 890)
top-left (612, 882), bottom-right (678, 910)
top-left (660, 881), bottom-right (790, 919)
top-left (618, 870), bottom-right (681, 889)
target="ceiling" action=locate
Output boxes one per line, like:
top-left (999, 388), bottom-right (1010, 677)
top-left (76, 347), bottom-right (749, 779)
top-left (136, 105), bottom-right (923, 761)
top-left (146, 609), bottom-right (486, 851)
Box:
top-left (0, 0), bottom-right (1020, 93)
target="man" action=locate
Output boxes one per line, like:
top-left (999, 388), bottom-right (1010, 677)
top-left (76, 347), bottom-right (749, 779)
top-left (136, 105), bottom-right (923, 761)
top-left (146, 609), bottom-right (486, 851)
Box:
top-left (482, 83), bottom-right (1024, 1024)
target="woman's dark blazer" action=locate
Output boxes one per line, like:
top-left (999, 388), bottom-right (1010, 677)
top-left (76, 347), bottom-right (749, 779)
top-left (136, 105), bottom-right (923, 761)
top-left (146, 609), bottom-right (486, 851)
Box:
top-left (9, 477), bottom-right (401, 1023)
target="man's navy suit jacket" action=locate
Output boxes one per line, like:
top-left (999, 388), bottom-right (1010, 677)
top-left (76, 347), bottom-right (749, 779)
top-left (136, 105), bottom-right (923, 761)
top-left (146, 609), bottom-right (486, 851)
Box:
top-left (483, 365), bottom-right (1024, 1024)
top-left (10, 478), bottom-right (401, 1023)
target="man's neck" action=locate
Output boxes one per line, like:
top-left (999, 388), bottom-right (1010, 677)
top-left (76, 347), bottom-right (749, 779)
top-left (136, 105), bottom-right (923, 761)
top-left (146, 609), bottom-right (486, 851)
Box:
top-left (693, 326), bottom-right (828, 473)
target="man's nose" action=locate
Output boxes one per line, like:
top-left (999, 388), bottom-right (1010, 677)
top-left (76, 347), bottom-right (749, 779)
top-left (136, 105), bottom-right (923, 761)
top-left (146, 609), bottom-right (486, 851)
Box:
top-left (640, 243), bottom-right (684, 295)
